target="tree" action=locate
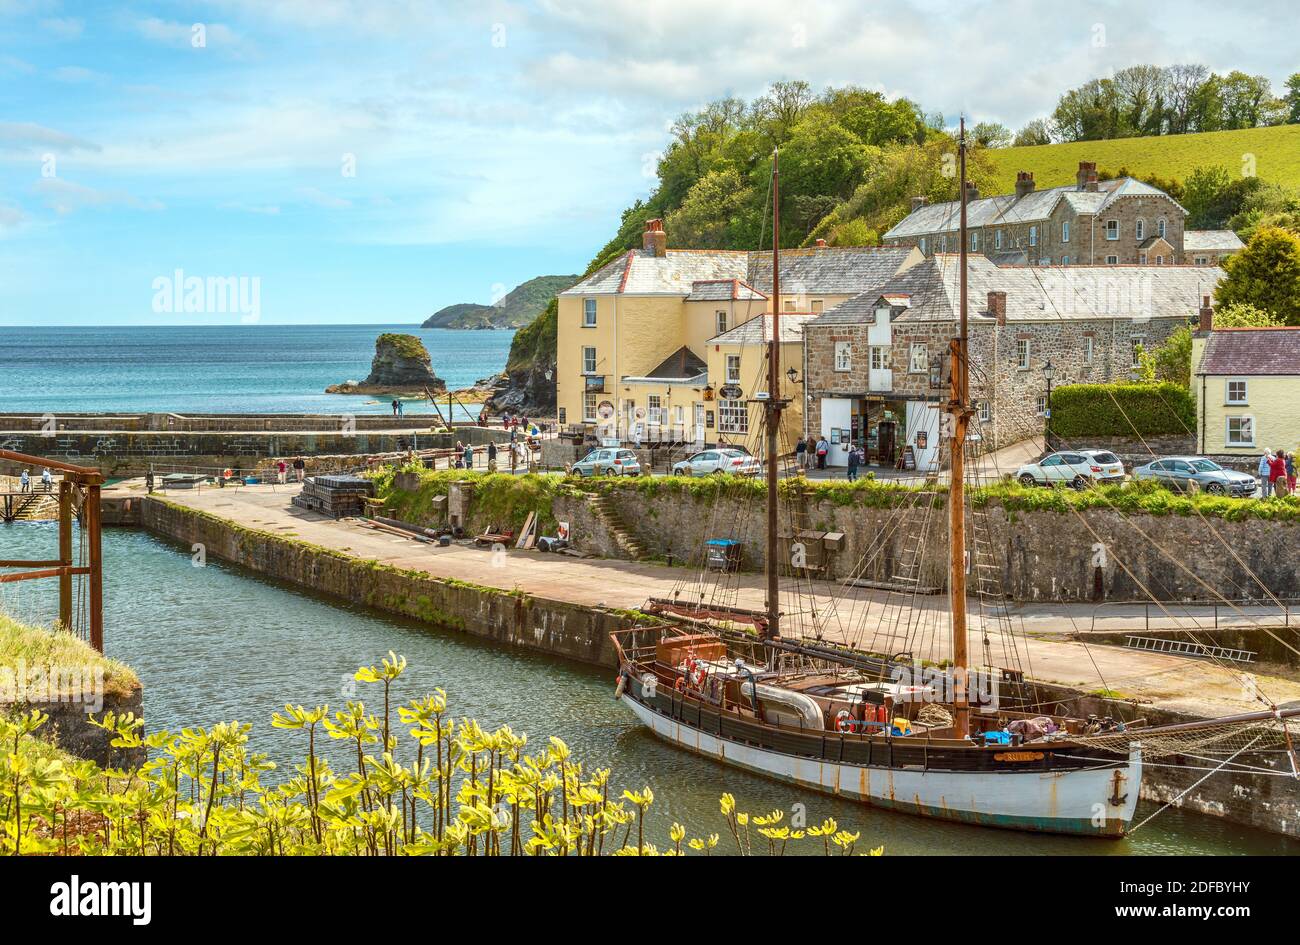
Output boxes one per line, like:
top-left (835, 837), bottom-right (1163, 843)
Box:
top-left (1285, 72), bottom-right (1300, 124)
top-left (1218, 71), bottom-right (1277, 129)
top-left (970, 121), bottom-right (1012, 148)
top-left (1215, 226), bottom-right (1300, 325)
top-left (1182, 165), bottom-right (1261, 228)
top-left (1164, 64), bottom-right (1212, 134)
top-left (1051, 78), bottom-right (1122, 140)
top-left (1012, 119), bottom-right (1052, 147)
top-left (663, 168), bottom-right (755, 249)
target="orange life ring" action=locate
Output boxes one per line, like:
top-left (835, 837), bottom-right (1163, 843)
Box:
top-left (836, 710), bottom-right (853, 733)
top-left (675, 677), bottom-right (685, 691)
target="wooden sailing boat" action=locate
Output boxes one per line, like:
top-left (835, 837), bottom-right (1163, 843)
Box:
top-left (610, 120), bottom-right (1300, 836)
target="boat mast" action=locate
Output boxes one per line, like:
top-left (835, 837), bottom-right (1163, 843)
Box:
top-left (950, 118), bottom-right (972, 738)
top-left (764, 149), bottom-right (783, 641)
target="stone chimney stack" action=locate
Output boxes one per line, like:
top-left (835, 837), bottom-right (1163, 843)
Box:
top-left (911, 196), bottom-right (928, 212)
top-left (1199, 295), bottom-right (1214, 332)
top-left (642, 218), bottom-right (667, 257)
top-left (1076, 161), bottom-right (1097, 191)
top-left (987, 290), bottom-right (1007, 326)
top-left (965, 181), bottom-right (979, 202)
top-left (1014, 171), bottom-right (1035, 198)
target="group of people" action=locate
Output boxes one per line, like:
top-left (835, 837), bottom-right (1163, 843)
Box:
top-left (15, 468), bottom-right (54, 492)
top-left (390, 399), bottom-right (405, 417)
top-left (794, 437), bottom-right (870, 481)
top-left (1258, 449), bottom-right (1297, 497)
top-left (273, 457), bottom-right (308, 484)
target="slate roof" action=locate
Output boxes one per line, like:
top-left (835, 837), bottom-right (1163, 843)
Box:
top-left (686, 279), bottom-right (766, 301)
top-left (1184, 229), bottom-right (1246, 253)
top-left (882, 178), bottom-right (1185, 241)
top-left (1198, 329), bottom-right (1300, 376)
top-left (709, 313), bottom-right (814, 345)
top-left (636, 345), bottom-right (708, 381)
top-left (561, 246), bottom-right (915, 298)
top-left (811, 254), bottom-right (1224, 326)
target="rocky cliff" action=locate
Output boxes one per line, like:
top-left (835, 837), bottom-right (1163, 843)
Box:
top-left (327, 333), bottom-right (446, 395)
top-left (484, 299), bottom-right (557, 414)
top-left (422, 274), bottom-right (579, 329)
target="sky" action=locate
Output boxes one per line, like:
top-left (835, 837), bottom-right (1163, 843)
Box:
top-left (0, 0), bottom-right (1294, 326)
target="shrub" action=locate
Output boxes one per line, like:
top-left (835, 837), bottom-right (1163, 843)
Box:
top-left (1048, 382), bottom-right (1194, 439)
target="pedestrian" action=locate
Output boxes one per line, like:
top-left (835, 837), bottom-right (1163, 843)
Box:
top-left (1258, 449), bottom-right (1272, 495)
top-left (41, 467), bottom-right (52, 492)
top-left (397, 399), bottom-right (404, 417)
top-left (815, 437), bottom-right (829, 470)
top-left (846, 445), bottom-right (860, 482)
top-left (1268, 449), bottom-right (1288, 497)
top-left (795, 437), bottom-right (807, 470)
top-left (463, 442), bottom-right (474, 470)
top-left (19, 469), bottom-right (30, 493)
top-left (145, 469), bottom-right (155, 494)
top-left (391, 399), bottom-right (399, 417)
top-left (293, 457), bottom-right (306, 482)
top-left (1287, 452), bottom-right (1297, 495)
top-left (276, 458), bottom-right (288, 485)
top-left (487, 440), bottom-right (497, 472)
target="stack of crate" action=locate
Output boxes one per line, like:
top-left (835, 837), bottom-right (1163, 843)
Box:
top-left (292, 475), bottom-right (375, 518)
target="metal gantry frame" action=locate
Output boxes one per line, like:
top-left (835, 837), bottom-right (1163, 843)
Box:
top-left (0, 449), bottom-right (104, 651)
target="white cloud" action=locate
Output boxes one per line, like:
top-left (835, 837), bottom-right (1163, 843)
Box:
top-left (135, 17), bottom-right (241, 51)
top-left (296, 186), bottom-right (352, 209)
top-left (0, 121), bottom-right (100, 154)
top-left (33, 178), bottom-right (164, 214)
top-left (40, 16), bottom-right (83, 39)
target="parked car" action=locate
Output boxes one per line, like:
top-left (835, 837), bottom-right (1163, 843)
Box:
top-left (571, 448), bottom-right (642, 477)
top-left (671, 448), bottom-right (762, 476)
top-left (1015, 450), bottom-right (1123, 489)
top-left (1131, 456), bottom-right (1258, 497)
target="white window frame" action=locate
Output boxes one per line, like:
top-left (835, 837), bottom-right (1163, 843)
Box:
top-left (716, 310), bottom-right (727, 334)
top-left (834, 341), bottom-right (852, 372)
top-left (1195, 255), bottom-right (1209, 265)
top-left (583, 298), bottom-right (597, 327)
top-left (978, 401), bottom-right (991, 423)
top-left (725, 354), bottom-right (741, 383)
top-left (582, 346), bottom-right (597, 375)
top-left (718, 398), bottom-right (748, 434)
top-left (646, 394), bottom-right (663, 425)
top-left (919, 237), bottom-right (927, 254)
top-left (908, 343), bottom-right (929, 374)
top-left (1061, 220), bottom-right (1070, 243)
top-left (1083, 336), bottom-right (1094, 364)
top-left (1035, 395), bottom-right (1047, 416)
top-left (1226, 378), bottom-right (1248, 405)
top-left (583, 391), bottom-right (598, 422)
top-left (1016, 339), bottom-right (1030, 370)
top-left (995, 229), bottom-right (1003, 250)
top-left (1157, 218), bottom-right (1167, 239)
top-left (1139, 253), bottom-right (1147, 264)
top-left (1131, 336), bottom-right (1145, 369)
top-left (1106, 255), bottom-right (1119, 265)
top-left (970, 230), bottom-right (979, 252)
top-left (1225, 415), bottom-right (1254, 447)
top-left (1105, 220), bottom-right (1119, 240)
top-left (870, 346), bottom-right (889, 370)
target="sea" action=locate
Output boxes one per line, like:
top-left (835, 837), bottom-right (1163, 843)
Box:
top-left (0, 324), bottom-right (516, 415)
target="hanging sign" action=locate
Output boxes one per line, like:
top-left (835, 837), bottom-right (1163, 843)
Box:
top-left (718, 384), bottom-right (744, 400)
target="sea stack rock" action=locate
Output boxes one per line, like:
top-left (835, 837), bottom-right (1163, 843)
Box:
top-left (326, 333), bottom-right (446, 394)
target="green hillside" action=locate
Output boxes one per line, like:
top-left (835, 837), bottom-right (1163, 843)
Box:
top-left (422, 274), bottom-right (578, 329)
top-left (986, 124), bottom-right (1300, 193)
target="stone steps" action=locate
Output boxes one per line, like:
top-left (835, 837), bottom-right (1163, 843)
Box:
top-left (585, 494), bottom-right (649, 561)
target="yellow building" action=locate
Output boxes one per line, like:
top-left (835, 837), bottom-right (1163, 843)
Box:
top-left (556, 218), bottom-right (920, 449)
top-left (1192, 304), bottom-right (1300, 456)
top-left (704, 314), bottom-right (812, 454)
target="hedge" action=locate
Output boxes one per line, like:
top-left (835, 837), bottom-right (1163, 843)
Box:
top-left (1048, 382), bottom-right (1195, 438)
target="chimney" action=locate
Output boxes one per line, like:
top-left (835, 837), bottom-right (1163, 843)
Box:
top-left (642, 218), bottom-right (667, 257)
top-left (1198, 295), bottom-right (1214, 332)
top-left (965, 181), bottom-right (979, 202)
top-left (911, 196), bottom-right (928, 212)
top-left (987, 290), bottom-right (1007, 326)
top-left (1014, 171), bottom-right (1035, 198)
top-left (814, 238), bottom-right (828, 248)
top-left (1076, 161), bottom-right (1096, 191)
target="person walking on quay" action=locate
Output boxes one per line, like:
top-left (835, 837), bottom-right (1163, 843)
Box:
top-left (815, 436), bottom-right (829, 470)
top-left (293, 457), bottom-right (306, 483)
top-left (145, 469), bottom-right (155, 494)
top-left (41, 467), bottom-right (52, 492)
top-left (1287, 451), bottom-right (1297, 495)
top-left (487, 440), bottom-right (497, 472)
top-left (795, 437), bottom-right (807, 471)
top-left (1268, 449), bottom-right (1288, 497)
top-left (276, 458), bottom-right (288, 485)
top-left (19, 469), bottom-right (30, 493)
top-left (846, 445), bottom-right (860, 482)
top-left (1258, 450), bottom-right (1273, 497)
top-left (463, 442), bottom-right (474, 470)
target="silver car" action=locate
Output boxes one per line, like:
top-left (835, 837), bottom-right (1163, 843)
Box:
top-left (1131, 456), bottom-right (1258, 497)
top-left (671, 448), bottom-right (762, 476)
top-left (571, 448), bottom-right (642, 477)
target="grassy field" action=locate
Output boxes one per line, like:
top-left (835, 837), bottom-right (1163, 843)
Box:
top-left (985, 124), bottom-right (1300, 191)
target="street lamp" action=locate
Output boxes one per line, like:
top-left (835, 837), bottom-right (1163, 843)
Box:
top-left (1042, 359), bottom-right (1055, 445)
top-left (786, 366), bottom-right (802, 386)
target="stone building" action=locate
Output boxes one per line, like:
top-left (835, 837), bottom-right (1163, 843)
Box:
top-left (802, 254), bottom-right (1224, 468)
top-left (1183, 229), bottom-right (1246, 266)
top-left (883, 161), bottom-right (1228, 267)
top-left (555, 218), bottom-right (920, 446)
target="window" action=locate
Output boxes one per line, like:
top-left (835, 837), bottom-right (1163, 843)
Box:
top-left (1135, 220), bottom-right (1145, 241)
top-left (583, 298), bottom-right (597, 327)
top-left (1226, 416), bottom-right (1254, 447)
top-left (1195, 256), bottom-right (1209, 265)
top-left (583, 392), bottom-right (597, 422)
top-left (716, 310), bottom-right (727, 334)
top-left (1226, 378), bottom-right (1248, 405)
top-left (673, 405), bottom-right (684, 425)
top-left (970, 231), bottom-right (979, 252)
top-left (1062, 255), bottom-right (1071, 265)
top-left (1157, 218), bottom-right (1167, 239)
top-left (718, 399), bottom-right (748, 434)
top-left (1083, 336), bottom-right (1094, 364)
top-left (995, 229), bottom-right (1003, 250)
top-left (1035, 395), bottom-right (1047, 416)
top-left (725, 354), bottom-right (741, 383)
top-left (1105, 220), bottom-right (1119, 240)
top-left (1061, 221), bottom-right (1070, 243)
top-left (978, 401), bottom-right (991, 423)
top-left (1016, 339), bottom-right (1030, 370)
top-left (582, 346), bottom-right (597, 374)
top-left (870, 346), bottom-right (890, 370)
top-left (1106, 255), bottom-right (1119, 265)
top-left (558, 407), bottom-right (566, 425)
top-left (834, 341), bottom-right (852, 372)
top-left (919, 237), bottom-right (927, 254)
top-left (908, 343), bottom-right (928, 373)
top-left (940, 235), bottom-right (948, 253)
top-left (1139, 254), bottom-right (1147, 264)
top-left (646, 394), bottom-right (663, 425)
top-left (1131, 337), bottom-right (1145, 368)
top-left (1028, 226), bottom-right (1038, 247)
top-left (784, 300), bottom-right (795, 312)
top-left (811, 300), bottom-right (823, 313)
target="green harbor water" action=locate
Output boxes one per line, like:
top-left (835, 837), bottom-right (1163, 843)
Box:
top-left (1, 520), bottom-right (1296, 856)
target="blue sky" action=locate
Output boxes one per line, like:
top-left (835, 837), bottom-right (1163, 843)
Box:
top-left (0, 0), bottom-right (1294, 325)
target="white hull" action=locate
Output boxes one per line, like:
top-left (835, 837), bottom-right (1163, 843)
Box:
top-left (622, 694), bottom-right (1141, 836)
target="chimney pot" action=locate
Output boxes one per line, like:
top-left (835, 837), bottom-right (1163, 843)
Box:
top-left (911, 195), bottom-right (928, 212)
top-left (987, 290), bottom-right (1007, 325)
top-left (815, 238), bottom-right (827, 248)
top-left (642, 218), bottom-right (667, 257)
top-left (965, 181), bottom-right (979, 202)
top-left (1199, 296), bottom-right (1214, 332)
top-left (1014, 171), bottom-right (1035, 198)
